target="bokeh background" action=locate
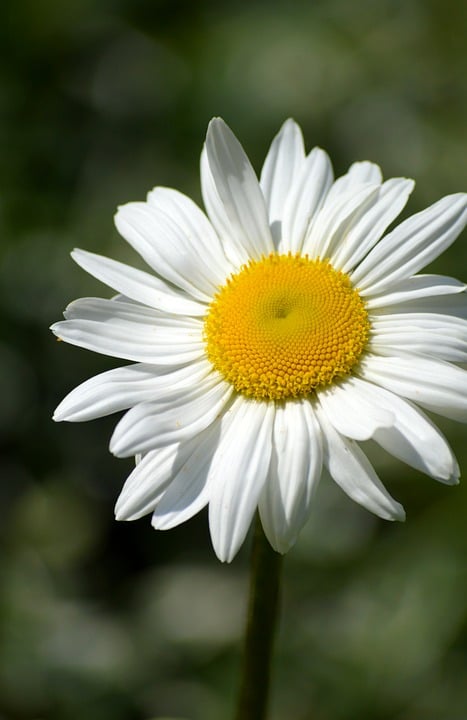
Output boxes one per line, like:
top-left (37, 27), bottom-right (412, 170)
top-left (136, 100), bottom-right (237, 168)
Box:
top-left (1, 0), bottom-right (467, 718)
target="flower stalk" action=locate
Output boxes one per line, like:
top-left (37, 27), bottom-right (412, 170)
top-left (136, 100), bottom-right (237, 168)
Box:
top-left (235, 514), bottom-right (283, 720)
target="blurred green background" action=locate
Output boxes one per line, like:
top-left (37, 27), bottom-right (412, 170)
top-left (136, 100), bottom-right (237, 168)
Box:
top-left (1, 0), bottom-right (466, 718)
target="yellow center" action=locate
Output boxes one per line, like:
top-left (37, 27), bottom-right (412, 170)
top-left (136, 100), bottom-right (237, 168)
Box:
top-left (204, 254), bottom-right (370, 400)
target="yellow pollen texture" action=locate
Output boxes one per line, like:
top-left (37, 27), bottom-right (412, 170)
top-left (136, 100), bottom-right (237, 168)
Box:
top-left (204, 254), bottom-right (370, 401)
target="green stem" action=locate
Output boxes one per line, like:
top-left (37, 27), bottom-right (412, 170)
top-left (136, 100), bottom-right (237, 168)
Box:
top-left (234, 514), bottom-right (283, 720)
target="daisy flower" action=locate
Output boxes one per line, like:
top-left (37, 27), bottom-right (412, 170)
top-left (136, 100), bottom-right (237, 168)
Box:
top-left (52, 118), bottom-right (467, 562)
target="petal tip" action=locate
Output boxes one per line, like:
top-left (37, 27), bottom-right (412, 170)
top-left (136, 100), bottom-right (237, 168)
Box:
top-left (215, 548), bottom-right (234, 564)
top-left (207, 116), bottom-right (227, 136)
top-left (281, 117), bottom-right (300, 132)
top-left (50, 323), bottom-right (64, 337)
top-left (115, 494), bottom-right (136, 521)
top-left (447, 470), bottom-right (460, 486)
top-left (109, 433), bottom-right (126, 458)
top-left (114, 505), bottom-right (127, 521)
top-left (393, 504), bottom-right (406, 522)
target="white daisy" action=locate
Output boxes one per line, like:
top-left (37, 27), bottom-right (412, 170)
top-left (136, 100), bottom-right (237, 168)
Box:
top-left (52, 118), bottom-right (467, 562)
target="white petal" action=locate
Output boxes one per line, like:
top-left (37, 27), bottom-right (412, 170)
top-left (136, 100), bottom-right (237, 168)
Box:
top-left (280, 147), bottom-right (334, 254)
top-left (369, 293), bottom-right (467, 320)
top-left (152, 419), bottom-right (222, 529)
top-left (302, 184), bottom-right (379, 259)
top-left (317, 377), bottom-right (395, 440)
top-left (110, 375), bottom-right (233, 457)
top-left (53, 360), bottom-right (212, 422)
top-left (51, 298), bottom-right (204, 364)
top-left (371, 312), bottom-right (467, 331)
top-left (259, 118), bottom-right (305, 242)
top-left (352, 193), bottom-right (467, 294)
top-left (259, 401), bottom-right (322, 553)
top-left (115, 445), bottom-right (180, 520)
top-left (145, 186), bottom-right (233, 280)
top-left (365, 389), bottom-right (460, 484)
top-left (115, 202), bottom-right (222, 300)
top-left (360, 354), bottom-right (467, 421)
top-left (325, 161), bottom-right (383, 204)
top-left (72, 249), bottom-right (206, 316)
top-left (370, 332), bottom-right (467, 363)
top-left (320, 376), bottom-right (459, 483)
top-left (370, 313), bottom-right (467, 362)
top-left (208, 398), bottom-right (275, 562)
top-left (365, 274), bottom-right (466, 309)
top-left (200, 146), bottom-right (248, 268)
top-left (205, 118), bottom-right (274, 260)
top-left (316, 406), bottom-right (405, 521)
top-left (62, 296), bottom-right (167, 322)
top-left (332, 178), bottom-right (415, 272)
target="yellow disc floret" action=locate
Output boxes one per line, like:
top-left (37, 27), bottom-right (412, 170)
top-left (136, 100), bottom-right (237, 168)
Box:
top-left (204, 254), bottom-right (370, 400)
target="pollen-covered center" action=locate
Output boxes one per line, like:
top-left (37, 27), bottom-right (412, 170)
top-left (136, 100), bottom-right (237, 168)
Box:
top-left (204, 254), bottom-right (370, 400)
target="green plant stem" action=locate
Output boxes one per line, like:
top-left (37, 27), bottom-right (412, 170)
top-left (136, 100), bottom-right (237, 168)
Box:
top-left (234, 514), bottom-right (283, 720)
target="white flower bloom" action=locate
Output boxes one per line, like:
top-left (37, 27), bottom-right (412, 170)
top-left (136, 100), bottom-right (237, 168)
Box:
top-left (52, 118), bottom-right (467, 562)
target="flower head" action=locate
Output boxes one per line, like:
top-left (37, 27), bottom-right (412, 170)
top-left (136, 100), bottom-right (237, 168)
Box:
top-left (52, 118), bottom-right (467, 561)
